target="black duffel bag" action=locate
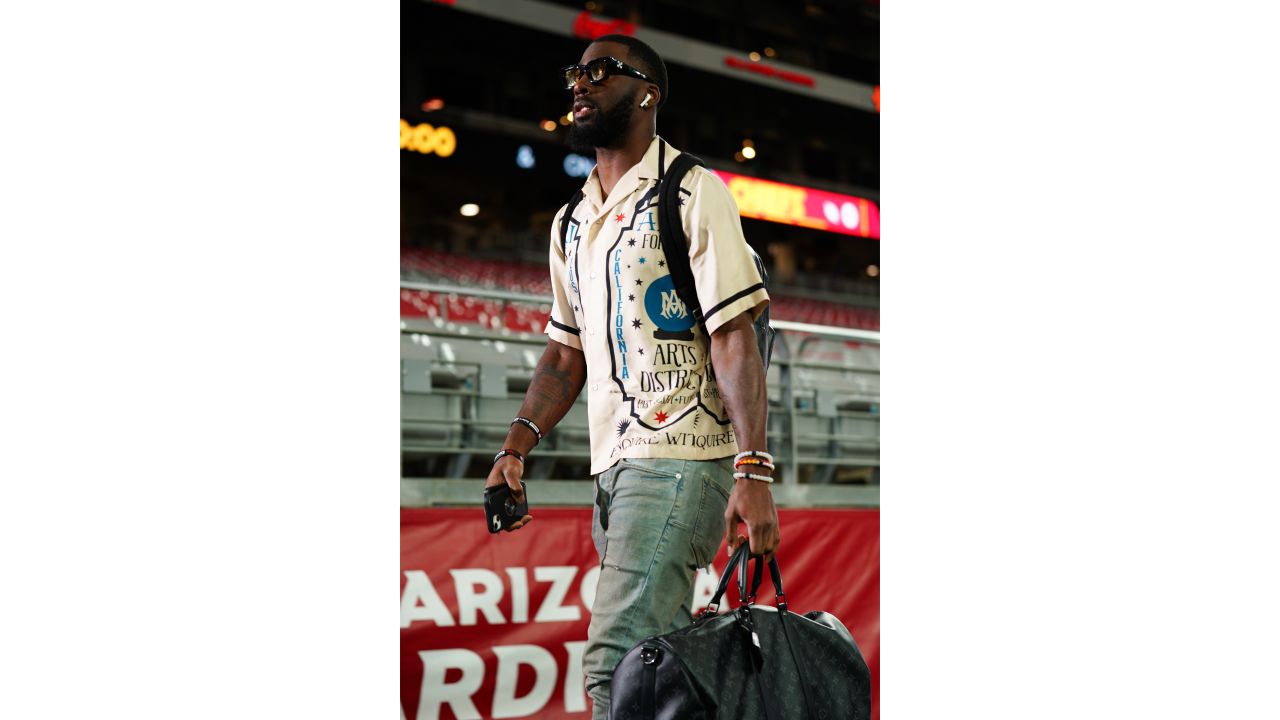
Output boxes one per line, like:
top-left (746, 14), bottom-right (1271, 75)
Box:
top-left (610, 544), bottom-right (872, 720)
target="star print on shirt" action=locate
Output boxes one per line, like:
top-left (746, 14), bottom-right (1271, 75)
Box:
top-left (627, 238), bottom-right (636, 247)
top-left (628, 294), bottom-right (635, 301)
top-left (635, 279), bottom-right (643, 286)
top-left (677, 197), bottom-right (686, 206)
top-left (631, 319), bottom-right (641, 329)
top-left (658, 260), bottom-right (665, 267)
top-left (655, 410), bottom-right (669, 423)
top-left (638, 348), bottom-right (644, 355)
top-left (638, 257), bottom-right (647, 264)
top-left (614, 212), bottom-right (626, 222)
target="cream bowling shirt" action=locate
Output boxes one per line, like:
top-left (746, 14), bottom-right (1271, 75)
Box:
top-left (543, 135), bottom-right (770, 476)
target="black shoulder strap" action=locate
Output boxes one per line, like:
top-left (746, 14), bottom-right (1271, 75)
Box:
top-left (656, 142), bottom-right (707, 324)
top-left (558, 190), bottom-right (585, 251)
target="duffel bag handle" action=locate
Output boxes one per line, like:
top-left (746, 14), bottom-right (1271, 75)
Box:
top-left (734, 549), bottom-right (792, 612)
top-left (767, 555), bottom-right (788, 612)
top-left (705, 544), bottom-right (751, 615)
top-left (705, 544), bottom-right (780, 616)
top-left (738, 546), bottom-right (765, 604)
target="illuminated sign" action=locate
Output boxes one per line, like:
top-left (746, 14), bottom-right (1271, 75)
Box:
top-left (572, 11), bottom-right (636, 39)
top-left (400, 119), bottom-right (456, 157)
top-left (710, 170), bottom-right (880, 239)
top-left (723, 56), bottom-right (816, 88)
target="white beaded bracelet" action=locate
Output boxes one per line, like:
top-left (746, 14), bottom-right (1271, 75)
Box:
top-left (733, 471), bottom-right (774, 484)
top-left (734, 450), bottom-right (774, 465)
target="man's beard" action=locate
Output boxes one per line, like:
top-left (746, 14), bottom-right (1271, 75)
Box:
top-left (568, 90), bottom-right (638, 152)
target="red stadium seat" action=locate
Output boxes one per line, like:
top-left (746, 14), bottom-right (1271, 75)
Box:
top-left (400, 249), bottom-right (878, 332)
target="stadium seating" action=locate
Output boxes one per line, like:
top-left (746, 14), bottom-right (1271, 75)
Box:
top-left (400, 249), bottom-right (877, 332)
top-left (400, 250), bottom-right (878, 483)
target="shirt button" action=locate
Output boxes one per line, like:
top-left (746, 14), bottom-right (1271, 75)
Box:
top-left (591, 384), bottom-right (599, 391)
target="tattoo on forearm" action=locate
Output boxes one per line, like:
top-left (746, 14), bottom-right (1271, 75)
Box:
top-left (520, 349), bottom-right (586, 432)
top-left (530, 364), bottom-right (574, 409)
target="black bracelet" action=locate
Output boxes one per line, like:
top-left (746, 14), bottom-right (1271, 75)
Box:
top-left (510, 417), bottom-right (543, 444)
top-left (494, 448), bottom-right (525, 465)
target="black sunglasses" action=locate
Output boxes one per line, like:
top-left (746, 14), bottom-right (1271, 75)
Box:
top-left (560, 56), bottom-right (653, 90)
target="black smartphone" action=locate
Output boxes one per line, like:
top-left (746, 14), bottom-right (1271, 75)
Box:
top-left (483, 481), bottom-right (529, 534)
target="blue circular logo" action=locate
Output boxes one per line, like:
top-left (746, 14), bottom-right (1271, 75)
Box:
top-left (644, 275), bottom-right (696, 333)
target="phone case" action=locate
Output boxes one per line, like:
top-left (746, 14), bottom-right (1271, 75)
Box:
top-left (483, 481), bottom-right (529, 533)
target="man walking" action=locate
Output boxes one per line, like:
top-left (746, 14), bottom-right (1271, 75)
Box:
top-left (485, 34), bottom-right (780, 720)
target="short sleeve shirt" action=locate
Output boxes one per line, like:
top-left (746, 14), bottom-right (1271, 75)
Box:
top-left (543, 136), bottom-right (769, 475)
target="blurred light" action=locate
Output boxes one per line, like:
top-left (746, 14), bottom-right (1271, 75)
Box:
top-left (559, 114), bottom-right (572, 126)
top-left (840, 201), bottom-right (859, 229)
top-left (564, 153), bottom-right (595, 177)
top-left (866, 264), bottom-right (879, 278)
top-left (823, 201), bottom-right (839, 224)
top-left (741, 146), bottom-right (756, 159)
top-left (516, 145), bottom-right (536, 169)
top-left (873, 85), bottom-right (880, 113)
top-left (421, 97), bottom-right (445, 112)
top-left (748, 51), bottom-right (761, 62)
top-left (742, 138), bottom-right (754, 148)
top-left (460, 203), bottom-right (479, 217)
top-left (763, 47), bottom-right (776, 58)
top-left (734, 151), bottom-right (746, 162)
top-left (401, 119), bottom-right (456, 157)
top-left (540, 120), bottom-right (557, 131)
top-left (585, 1), bottom-right (599, 9)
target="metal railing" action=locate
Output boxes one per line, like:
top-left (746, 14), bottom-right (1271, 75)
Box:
top-left (401, 282), bottom-right (879, 507)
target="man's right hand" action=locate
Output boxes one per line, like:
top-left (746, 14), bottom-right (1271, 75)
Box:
top-left (485, 457), bottom-right (533, 531)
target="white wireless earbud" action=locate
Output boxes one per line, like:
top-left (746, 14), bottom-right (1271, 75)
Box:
top-left (640, 95), bottom-right (652, 108)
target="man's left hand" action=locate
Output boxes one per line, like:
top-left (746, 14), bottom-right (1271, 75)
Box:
top-left (725, 477), bottom-right (780, 559)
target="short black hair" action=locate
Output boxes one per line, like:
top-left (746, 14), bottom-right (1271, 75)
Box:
top-left (591, 34), bottom-right (668, 109)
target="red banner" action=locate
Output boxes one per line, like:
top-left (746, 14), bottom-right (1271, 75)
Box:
top-left (401, 507), bottom-right (879, 720)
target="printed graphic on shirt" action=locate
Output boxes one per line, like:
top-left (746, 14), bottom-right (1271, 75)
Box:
top-left (566, 222), bottom-right (580, 297)
top-left (602, 187), bottom-right (732, 461)
top-left (644, 275), bottom-right (695, 340)
top-left (565, 218), bottom-right (584, 328)
top-left (564, 219), bottom-right (580, 251)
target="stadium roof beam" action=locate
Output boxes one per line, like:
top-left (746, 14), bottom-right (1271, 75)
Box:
top-left (433, 0), bottom-right (878, 113)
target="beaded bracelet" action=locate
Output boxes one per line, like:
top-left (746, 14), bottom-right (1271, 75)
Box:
top-left (510, 417), bottom-right (543, 444)
top-left (735, 458), bottom-right (776, 472)
top-left (734, 450), bottom-right (774, 465)
top-left (493, 448), bottom-right (525, 465)
top-left (733, 471), bottom-right (774, 484)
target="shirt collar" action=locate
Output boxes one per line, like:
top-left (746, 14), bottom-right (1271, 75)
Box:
top-left (579, 135), bottom-right (673, 210)
top-left (635, 135), bottom-right (672, 181)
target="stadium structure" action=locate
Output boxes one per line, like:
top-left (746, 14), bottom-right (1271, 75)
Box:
top-left (401, 2), bottom-right (880, 718)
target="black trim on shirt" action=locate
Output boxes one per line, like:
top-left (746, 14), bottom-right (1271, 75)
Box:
top-left (549, 318), bottom-right (580, 335)
top-left (702, 283), bottom-right (766, 323)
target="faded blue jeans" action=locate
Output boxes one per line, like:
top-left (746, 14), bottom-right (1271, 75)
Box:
top-left (584, 456), bottom-right (736, 720)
